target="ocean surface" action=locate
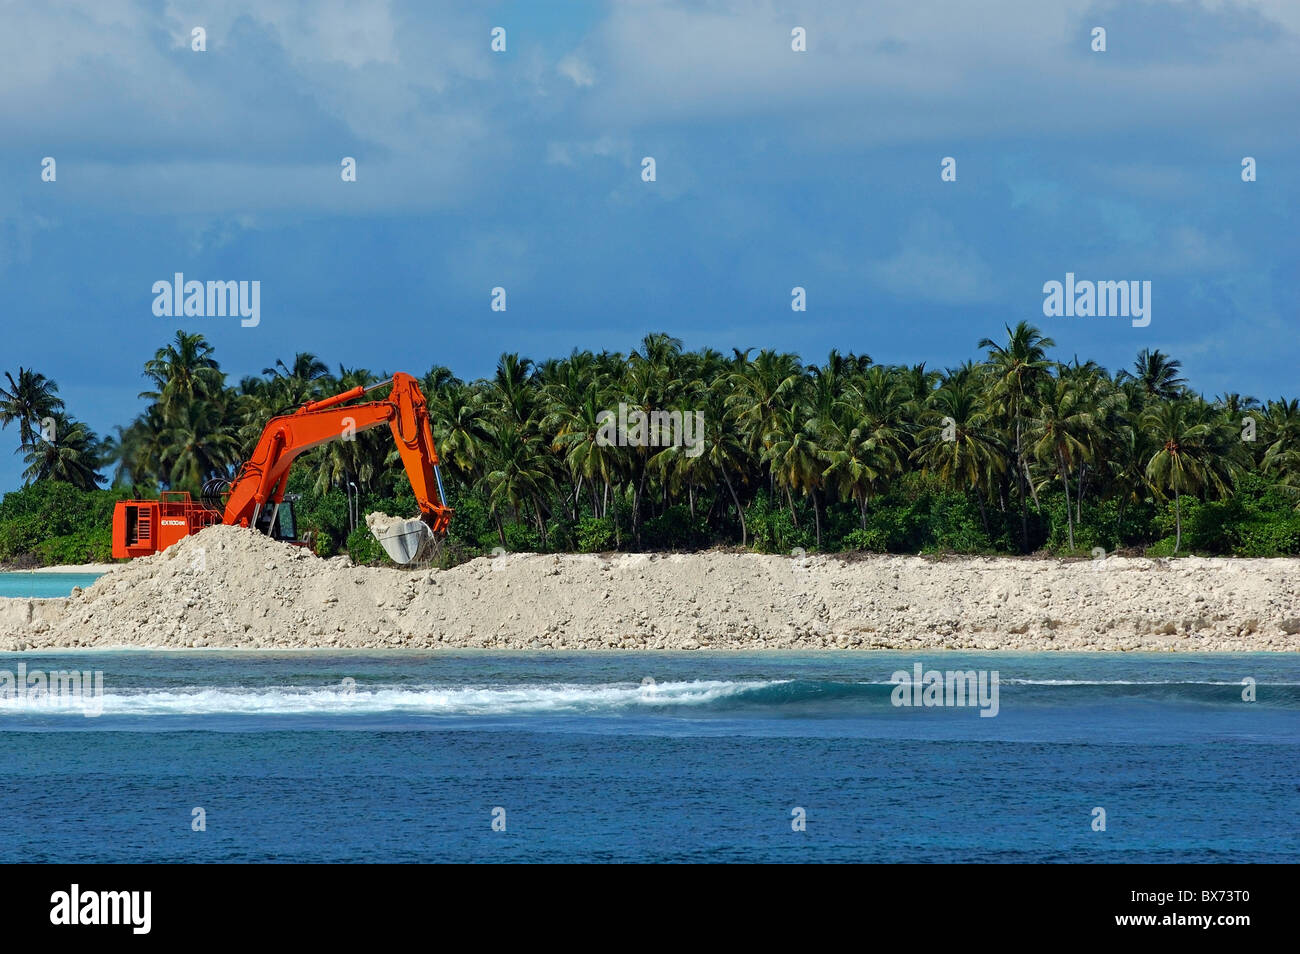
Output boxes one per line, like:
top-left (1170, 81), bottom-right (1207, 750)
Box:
top-left (0, 571), bottom-right (104, 598)
top-left (0, 650), bottom-right (1295, 863)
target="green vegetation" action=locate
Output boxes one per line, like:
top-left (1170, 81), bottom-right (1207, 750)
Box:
top-left (3, 324), bottom-right (1300, 566)
top-left (0, 481), bottom-right (120, 566)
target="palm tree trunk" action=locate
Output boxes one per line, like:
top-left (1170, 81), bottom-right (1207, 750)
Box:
top-left (1022, 457), bottom-right (1041, 510)
top-left (1075, 463), bottom-right (1086, 525)
top-left (1174, 492), bottom-right (1182, 554)
top-left (534, 496), bottom-right (547, 547)
top-left (812, 491), bottom-right (822, 549)
top-left (1015, 415), bottom-right (1029, 551)
top-left (722, 469), bottom-right (747, 547)
top-left (633, 465), bottom-right (648, 544)
top-left (1058, 449), bottom-right (1074, 550)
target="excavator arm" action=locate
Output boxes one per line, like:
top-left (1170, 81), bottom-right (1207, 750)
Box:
top-left (222, 373), bottom-right (452, 555)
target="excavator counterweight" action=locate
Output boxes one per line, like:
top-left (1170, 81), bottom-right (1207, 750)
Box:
top-left (111, 373), bottom-right (453, 564)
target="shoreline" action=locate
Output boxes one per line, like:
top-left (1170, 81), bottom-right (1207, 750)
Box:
top-left (0, 563), bottom-right (118, 575)
top-left (0, 644), bottom-right (1295, 655)
top-left (1, 526), bottom-right (1297, 653)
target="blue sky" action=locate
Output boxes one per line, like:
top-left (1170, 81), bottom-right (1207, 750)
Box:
top-left (1, 0), bottom-right (1297, 492)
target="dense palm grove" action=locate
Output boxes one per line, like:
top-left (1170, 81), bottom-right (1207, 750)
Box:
top-left (3, 323), bottom-right (1300, 565)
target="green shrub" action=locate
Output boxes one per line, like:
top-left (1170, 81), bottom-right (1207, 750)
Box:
top-left (577, 515), bottom-right (616, 552)
top-left (0, 513), bottom-right (47, 562)
top-left (501, 521), bottom-right (542, 552)
top-left (744, 492), bottom-right (811, 553)
top-left (444, 491), bottom-right (494, 552)
top-left (312, 530), bottom-right (339, 558)
top-left (344, 525), bottom-right (389, 565)
top-left (35, 527), bottom-right (113, 564)
top-left (0, 482), bottom-right (125, 564)
top-left (642, 504), bottom-right (709, 550)
top-left (841, 528), bottom-right (889, 552)
top-left (1233, 518), bottom-right (1300, 556)
top-left (1145, 536), bottom-right (1179, 557)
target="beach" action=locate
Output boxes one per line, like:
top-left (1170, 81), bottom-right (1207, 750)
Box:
top-left (1, 525), bottom-right (1297, 651)
top-left (0, 563), bottom-right (118, 575)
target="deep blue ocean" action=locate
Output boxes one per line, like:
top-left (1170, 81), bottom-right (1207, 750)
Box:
top-left (0, 650), bottom-right (1295, 863)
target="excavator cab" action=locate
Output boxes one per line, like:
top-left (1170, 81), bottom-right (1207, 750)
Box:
top-left (254, 496), bottom-right (300, 543)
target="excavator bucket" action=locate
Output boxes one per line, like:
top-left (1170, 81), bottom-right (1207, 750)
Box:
top-left (365, 512), bottom-right (435, 565)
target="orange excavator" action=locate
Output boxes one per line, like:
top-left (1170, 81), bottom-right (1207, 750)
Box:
top-left (111, 372), bottom-right (453, 564)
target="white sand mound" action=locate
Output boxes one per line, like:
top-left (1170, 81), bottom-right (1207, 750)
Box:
top-left (2, 523), bottom-right (1299, 650)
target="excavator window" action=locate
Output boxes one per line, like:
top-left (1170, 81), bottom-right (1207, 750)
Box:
top-left (276, 500), bottom-right (297, 541)
top-left (255, 500), bottom-right (299, 542)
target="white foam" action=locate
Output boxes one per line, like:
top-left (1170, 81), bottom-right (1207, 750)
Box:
top-left (0, 679), bottom-right (783, 717)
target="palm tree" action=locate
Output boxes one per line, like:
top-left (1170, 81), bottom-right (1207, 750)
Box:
top-left (698, 381), bottom-right (753, 544)
top-left (1105, 422), bottom-right (1156, 537)
top-left (824, 366), bottom-right (911, 529)
top-left (978, 322), bottom-right (1056, 549)
top-left (0, 368), bottom-right (65, 452)
top-left (912, 373), bottom-right (1004, 532)
top-left (725, 349), bottom-right (805, 489)
top-left (162, 397), bottom-right (241, 493)
top-left (141, 331), bottom-right (225, 417)
top-left (764, 401), bottom-right (825, 545)
top-left (491, 353), bottom-right (537, 430)
top-left (1260, 398), bottom-right (1300, 488)
top-left (262, 353), bottom-right (330, 407)
top-left (430, 381), bottom-right (495, 489)
top-left (1027, 373), bottom-right (1100, 549)
top-left (548, 384), bottom-right (622, 520)
top-left (1119, 349), bottom-right (1187, 403)
top-left (622, 335), bottom-right (688, 541)
top-left (823, 419), bottom-right (894, 530)
top-left (484, 420), bottom-right (554, 546)
top-left (1058, 361), bottom-right (1124, 524)
top-left (1214, 392), bottom-right (1260, 416)
top-left (111, 406), bottom-right (169, 489)
top-left (1143, 400), bottom-right (1237, 552)
top-left (21, 414), bottom-right (104, 489)
top-left (310, 365), bottom-right (383, 495)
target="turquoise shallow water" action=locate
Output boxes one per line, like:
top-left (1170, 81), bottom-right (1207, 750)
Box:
top-left (0, 649), bottom-right (1295, 862)
top-left (0, 571), bottom-right (105, 598)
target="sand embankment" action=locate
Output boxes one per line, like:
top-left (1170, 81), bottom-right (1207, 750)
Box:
top-left (1, 524), bottom-right (1297, 651)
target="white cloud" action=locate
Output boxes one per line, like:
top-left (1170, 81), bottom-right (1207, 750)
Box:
top-left (867, 215), bottom-right (998, 305)
top-left (558, 54), bottom-right (595, 88)
top-left (574, 0), bottom-right (1299, 143)
top-left (545, 136), bottom-right (627, 167)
